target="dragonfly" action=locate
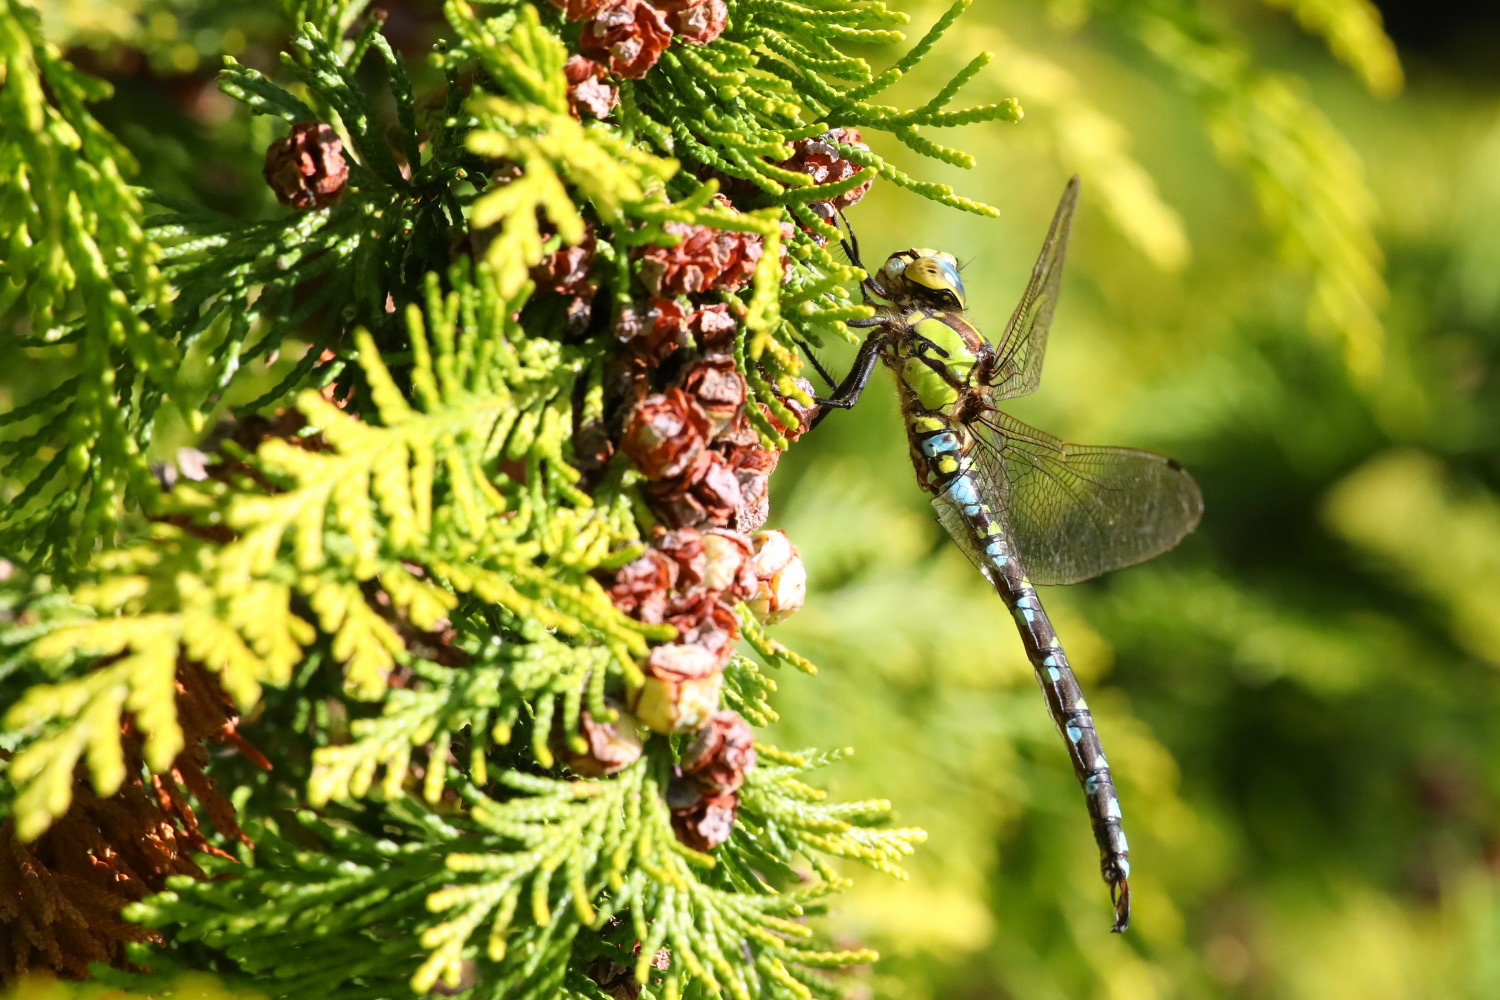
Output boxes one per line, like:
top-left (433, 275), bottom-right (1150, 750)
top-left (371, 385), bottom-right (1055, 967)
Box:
top-left (811, 176), bottom-right (1203, 932)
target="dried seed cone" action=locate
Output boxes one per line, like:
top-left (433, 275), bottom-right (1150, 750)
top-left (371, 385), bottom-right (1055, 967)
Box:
top-left (582, 0), bottom-right (673, 79)
top-left (669, 787), bottom-right (739, 851)
top-left (732, 491), bottom-right (771, 534)
top-left (637, 215), bottom-right (764, 296)
top-left (779, 127), bottom-right (873, 218)
top-left (621, 389), bottom-right (711, 479)
top-left (654, 526), bottom-right (707, 586)
top-left (654, 449), bottom-right (743, 529)
top-left (564, 55), bottom-right (620, 118)
top-left (531, 223), bottom-right (598, 298)
top-left (747, 529), bottom-right (807, 623)
top-left (263, 122), bottom-right (349, 209)
top-left (619, 300), bottom-right (740, 363)
top-left (567, 703), bottom-right (644, 777)
top-left (688, 302), bottom-right (739, 355)
top-left (606, 548), bottom-right (679, 623)
top-left (681, 710), bottom-right (756, 792)
top-left (655, 0), bottom-right (728, 45)
top-left (720, 432), bottom-right (778, 532)
top-left (677, 357), bottom-right (746, 435)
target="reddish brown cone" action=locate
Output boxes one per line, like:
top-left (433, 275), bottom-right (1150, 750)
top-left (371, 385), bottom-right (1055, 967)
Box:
top-left (621, 389), bottom-right (712, 480)
top-left (637, 213), bottom-right (764, 297)
top-left (581, 0), bottom-right (672, 79)
top-left (264, 123), bottom-right (348, 209)
top-left (655, 0), bottom-right (727, 45)
top-left (564, 55), bottom-right (620, 118)
top-left (567, 703), bottom-right (644, 777)
top-left (531, 224), bottom-right (598, 298)
top-left (603, 548), bottom-right (678, 623)
top-left (677, 357), bottom-right (746, 434)
top-left (681, 710), bottom-right (757, 792)
top-left (689, 302), bottom-right (738, 355)
top-left (779, 127), bottom-right (873, 217)
top-left (669, 786), bottom-right (739, 851)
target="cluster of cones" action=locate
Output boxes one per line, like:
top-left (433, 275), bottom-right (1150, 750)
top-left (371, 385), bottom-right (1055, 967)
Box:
top-left (601, 524), bottom-right (805, 736)
top-left (522, 126), bottom-right (883, 862)
top-left (247, 20), bottom-right (882, 887)
top-left (553, 0), bottom-right (728, 93)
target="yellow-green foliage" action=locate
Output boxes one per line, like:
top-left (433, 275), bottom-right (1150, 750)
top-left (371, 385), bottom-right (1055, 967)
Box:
top-left (4, 268), bottom-right (671, 840)
top-left (935, 0), bottom-right (1392, 381)
top-left (1128, 4), bottom-right (1390, 379)
top-left (1, 0), bottom-right (1023, 996)
top-left (1259, 0), bottom-right (1402, 96)
top-left (0, 0), bottom-right (177, 567)
top-left (417, 756), bottom-right (922, 996)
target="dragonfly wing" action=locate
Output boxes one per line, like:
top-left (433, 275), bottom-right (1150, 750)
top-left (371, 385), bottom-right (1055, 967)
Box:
top-left (987, 176), bottom-right (1080, 402)
top-left (971, 411), bottom-right (1203, 585)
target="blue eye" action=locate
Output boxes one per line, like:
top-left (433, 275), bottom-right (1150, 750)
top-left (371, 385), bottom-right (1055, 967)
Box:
top-left (935, 257), bottom-right (965, 303)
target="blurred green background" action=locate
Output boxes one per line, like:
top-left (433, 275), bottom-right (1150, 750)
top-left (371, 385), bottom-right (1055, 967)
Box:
top-left (766, 2), bottom-right (1500, 997)
top-left (26, 0), bottom-right (1500, 996)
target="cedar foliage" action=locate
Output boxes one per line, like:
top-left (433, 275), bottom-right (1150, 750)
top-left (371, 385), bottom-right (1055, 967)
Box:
top-left (1, 0), bottom-right (1011, 994)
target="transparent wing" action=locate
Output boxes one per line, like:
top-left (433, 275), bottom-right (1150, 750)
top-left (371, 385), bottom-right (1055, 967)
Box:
top-left (971, 410), bottom-right (1203, 585)
top-left (986, 176), bottom-right (1080, 402)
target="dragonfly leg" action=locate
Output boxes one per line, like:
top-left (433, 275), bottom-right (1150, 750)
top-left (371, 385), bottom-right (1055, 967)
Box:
top-left (792, 335), bottom-right (842, 390)
top-left (808, 210), bottom-right (893, 428)
top-left (834, 206), bottom-right (870, 288)
top-left (810, 330), bottom-right (882, 428)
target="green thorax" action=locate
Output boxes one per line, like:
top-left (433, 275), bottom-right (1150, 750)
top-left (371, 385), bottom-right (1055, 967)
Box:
top-left (865, 248), bottom-right (989, 414)
top-left (886, 309), bottom-right (986, 411)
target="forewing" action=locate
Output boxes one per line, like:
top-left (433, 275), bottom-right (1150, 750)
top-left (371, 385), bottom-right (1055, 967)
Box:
top-left (987, 176), bottom-right (1079, 402)
top-left (972, 411), bottom-right (1203, 585)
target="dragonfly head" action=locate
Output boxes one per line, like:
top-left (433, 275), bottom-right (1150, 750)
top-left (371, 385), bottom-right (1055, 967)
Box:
top-left (878, 248), bottom-right (966, 311)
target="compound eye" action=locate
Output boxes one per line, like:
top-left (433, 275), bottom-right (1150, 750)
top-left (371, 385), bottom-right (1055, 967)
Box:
top-left (934, 258), bottom-right (966, 307)
top-left (903, 254), bottom-right (967, 310)
top-left (933, 288), bottom-right (962, 310)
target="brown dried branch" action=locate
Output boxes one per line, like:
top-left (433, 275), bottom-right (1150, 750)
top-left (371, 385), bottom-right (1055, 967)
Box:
top-left (0, 663), bottom-right (263, 980)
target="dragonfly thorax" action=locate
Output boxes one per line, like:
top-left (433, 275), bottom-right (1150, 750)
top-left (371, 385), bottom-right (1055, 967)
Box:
top-left (886, 313), bottom-right (987, 412)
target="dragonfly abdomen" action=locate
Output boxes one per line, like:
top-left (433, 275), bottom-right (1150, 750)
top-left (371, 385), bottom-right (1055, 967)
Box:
top-left (1003, 572), bottom-right (1133, 931)
top-left (913, 410), bottom-right (1134, 931)
top-left (906, 412), bottom-right (973, 493)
